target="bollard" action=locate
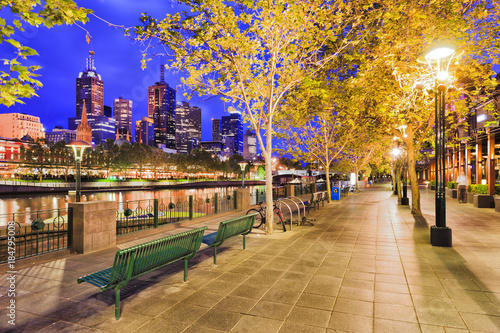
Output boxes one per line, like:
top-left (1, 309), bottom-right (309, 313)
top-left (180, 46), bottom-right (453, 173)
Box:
top-left (189, 195), bottom-right (193, 220)
top-left (154, 199), bottom-right (159, 228)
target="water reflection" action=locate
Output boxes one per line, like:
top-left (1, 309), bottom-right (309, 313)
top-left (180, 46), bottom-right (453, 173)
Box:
top-left (0, 186), bottom-right (265, 225)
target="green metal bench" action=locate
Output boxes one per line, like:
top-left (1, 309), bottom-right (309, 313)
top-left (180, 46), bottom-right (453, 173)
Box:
top-left (77, 226), bottom-right (207, 320)
top-left (202, 213), bottom-right (257, 265)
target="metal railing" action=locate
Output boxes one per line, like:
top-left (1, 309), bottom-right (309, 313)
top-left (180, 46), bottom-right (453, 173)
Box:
top-left (116, 192), bottom-right (236, 236)
top-left (0, 208), bottom-right (71, 263)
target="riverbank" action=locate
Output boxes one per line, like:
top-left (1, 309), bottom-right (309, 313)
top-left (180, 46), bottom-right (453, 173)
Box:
top-left (0, 180), bottom-right (266, 196)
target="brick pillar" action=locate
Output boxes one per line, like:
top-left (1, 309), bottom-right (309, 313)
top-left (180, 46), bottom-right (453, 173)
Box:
top-left (235, 188), bottom-right (250, 212)
top-left (452, 148), bottom-right (458, 181)
top-left (69, 201), bottom-right (116, 254)
top-left (285, 184), bottom-right (294, 198)
top-left (476, 138), bottom-right (482, 184)
top-left (487, 132), bottom-right (495, 195)
top-left (465, 144), bottom-right (472, 185)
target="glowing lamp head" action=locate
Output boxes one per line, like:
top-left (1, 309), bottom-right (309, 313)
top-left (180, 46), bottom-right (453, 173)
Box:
top-left (391, 148), bottom-right (401, 157)
top-left (238, 161), bottom-right (247, 171)
top-left (424, 47), bottom-right (455, 61)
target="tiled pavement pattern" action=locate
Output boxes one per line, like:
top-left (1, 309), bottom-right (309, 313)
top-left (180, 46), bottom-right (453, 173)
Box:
top-left (2, 184), bottom-right (500, 332)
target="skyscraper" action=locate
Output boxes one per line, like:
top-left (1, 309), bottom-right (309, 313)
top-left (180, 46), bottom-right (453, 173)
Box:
top-left (113, 97), bottom-right (133, 140)
top-left (212, 118), bottom-right (221, 141)
top-left (243, 129), bottom-right (257, 160)
top-left (148, 65), bottom-right (176, 149)
top-left (175, 101), bottom-right (201, 154)
top-left (221, 111), bottom-right (243, 156)
top-left (135, 117), bottom-right (155, 146)
top-left (76, 52), bottom-right (104, 118)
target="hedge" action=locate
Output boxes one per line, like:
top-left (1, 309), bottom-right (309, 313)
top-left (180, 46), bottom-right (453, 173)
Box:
top-left (447, 181), bottom-right (457, 189)
top-left (467, 184), bottom-right (500, 195)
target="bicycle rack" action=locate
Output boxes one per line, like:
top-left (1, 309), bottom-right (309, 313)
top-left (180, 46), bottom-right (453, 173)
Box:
top-left (281, 197), bottom-right (302, 225)
top-left (286, 196), bottom-right (307, 218)
top-left (276, 199), bottom-right (293, 231)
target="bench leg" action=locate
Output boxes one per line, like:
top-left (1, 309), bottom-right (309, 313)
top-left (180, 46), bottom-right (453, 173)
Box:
top-left (184, 259), bottom-right (188, 282)
top-left (213, 247), bottom-right (217, 265)
top-left (115, 289), bottom-right (121, 320)
top-left (243, 235), bottom-right (246, 250)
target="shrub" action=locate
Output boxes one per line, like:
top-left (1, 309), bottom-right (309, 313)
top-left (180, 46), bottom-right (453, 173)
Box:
top-left (430, 180), bottom-right (436, 186)
top-left (469, 184), bottom-right (488, 194)
top-left (447, 181), bottom-right (457, 189)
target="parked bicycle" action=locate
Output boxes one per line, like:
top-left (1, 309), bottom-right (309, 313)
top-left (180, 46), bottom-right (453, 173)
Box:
top-left (246, 201), bottom-right (287, 232)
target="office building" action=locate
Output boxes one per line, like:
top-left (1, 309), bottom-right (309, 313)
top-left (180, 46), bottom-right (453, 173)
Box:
top-left (175, 101), bottom-right (201, 154)
top-left (220, 111), bottom-right (243, 156)
top-left (243, 130), bottom-right (257, 160)
top-left (113, 97), bottom-right (133, 140)
top-left (212, 118), bottom-right (221, 141)
top-left (45, 126), bottom-right (76, 144)
top-left (148, 66), bottom-right (176, 149)
top-left (0, 113), bottom-right (45, 140)
top-left (103, 105), bottom-right (112, 118)
top-left (76, 52), bottom-right (104, 118)
top-left (135, 117), bottom-right (155, 146)
top-left (200, 141), bottom-right (224, 158)
top-left (69, 111), bottom-right (114, 145)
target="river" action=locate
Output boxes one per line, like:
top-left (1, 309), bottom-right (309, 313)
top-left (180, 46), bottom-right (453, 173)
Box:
top-left (0, 185), bottom-right (266, 225)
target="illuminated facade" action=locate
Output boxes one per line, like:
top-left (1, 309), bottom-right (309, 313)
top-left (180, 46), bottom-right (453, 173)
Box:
top-left (148, 67), bottom-right (176, 149)
top-left (212, 118), bottom-right (221, 141)
top-left (0, 113), bottom-right (45, 140)
top-left (243, 130), bottom-right (257, 160)
top-left (76, 53), bottom-right (104, 118)
top-left (221, 112), bottom-right (243, 156)
top-left (113, 97), bottom-right (133, 139)
top-left (45, 127), bottom-right (76, 144)
top-left (135, 117), bottom-right (155, 146)
top-left (175, 101), bottom-right (201, 154)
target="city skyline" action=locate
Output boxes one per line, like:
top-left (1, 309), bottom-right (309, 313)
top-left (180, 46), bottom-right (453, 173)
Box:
top-left (0, 1), bottom-right (246, 142)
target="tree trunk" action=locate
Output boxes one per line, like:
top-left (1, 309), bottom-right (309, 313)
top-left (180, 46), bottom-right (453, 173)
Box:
top-left (265, 129), bottom-right (274, 235)
top-left (406, 142), bottom-right (422, 215)
top-left (325, 164), bottom-right (331, 203)
top-left (396, 167), bottom-right (402, 203)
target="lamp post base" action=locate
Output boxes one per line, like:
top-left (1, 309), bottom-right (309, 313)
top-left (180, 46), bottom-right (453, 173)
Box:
top-left (430, 226), bottom-right (452, 247)
top-left (400, 197), bottom-right (409, 205)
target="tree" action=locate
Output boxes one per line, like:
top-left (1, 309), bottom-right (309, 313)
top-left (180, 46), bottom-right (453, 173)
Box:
top-left (95, 139), bottom-right (119, 178)
top-left (130, 142), bottom-right (151, 179)
top-left (346, 1), bottom-right (500, 215)
top-left (49, 140), bottom-right (73, 180)
top-left (1, 0), bottom-right (91, 106)
top-left (133, 1), bottom-right (363, 234)
top-left (19, 138), bottom-right (50, 181)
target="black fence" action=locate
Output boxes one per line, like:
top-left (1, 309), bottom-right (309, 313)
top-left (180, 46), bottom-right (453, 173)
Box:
top-left (0, 208), bottom-right (71, 263)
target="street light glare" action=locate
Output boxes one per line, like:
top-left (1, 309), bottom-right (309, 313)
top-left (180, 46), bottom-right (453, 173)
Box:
top-left (391, 148), bottom-right (401, 157)
top-left (425, 47), bottom-right (455, 61)
top-left (436, 70), bottom-right (449, 81)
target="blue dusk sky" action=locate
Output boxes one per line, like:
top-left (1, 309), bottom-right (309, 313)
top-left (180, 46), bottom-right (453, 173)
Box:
top-left (0, 1), bottom-right (244, 141)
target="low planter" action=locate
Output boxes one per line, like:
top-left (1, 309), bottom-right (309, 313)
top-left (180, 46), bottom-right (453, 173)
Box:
top-left (446, 188), bottom-right (457, 199)
top-left (467, 192), bottom-right (474, 204)
top-left (473, 194), bottom-right (495, 209)
top-left (495, 197), bottom-right (500, 213)
top-left (430, 185), bottom-right (436, 191)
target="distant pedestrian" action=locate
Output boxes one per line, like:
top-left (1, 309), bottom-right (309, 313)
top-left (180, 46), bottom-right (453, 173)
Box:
top-left (457, 171), bottom-right (468, 203)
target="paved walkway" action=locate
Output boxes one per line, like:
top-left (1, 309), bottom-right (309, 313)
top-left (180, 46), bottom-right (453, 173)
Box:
top-left (3, 184), bottom-right (500, 332)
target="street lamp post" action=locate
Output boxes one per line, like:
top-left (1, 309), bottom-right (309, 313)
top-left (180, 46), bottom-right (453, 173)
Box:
top-left (67, 140), bottom-right (91, 202)
top-left (397, 125), bottom-right (409, 206)
top-left (418, 43), bottom-right (460, 247)
top-left (238, 161), bottom-right (247, 188)
top-left (391, 147), bottom-right (402, 199)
